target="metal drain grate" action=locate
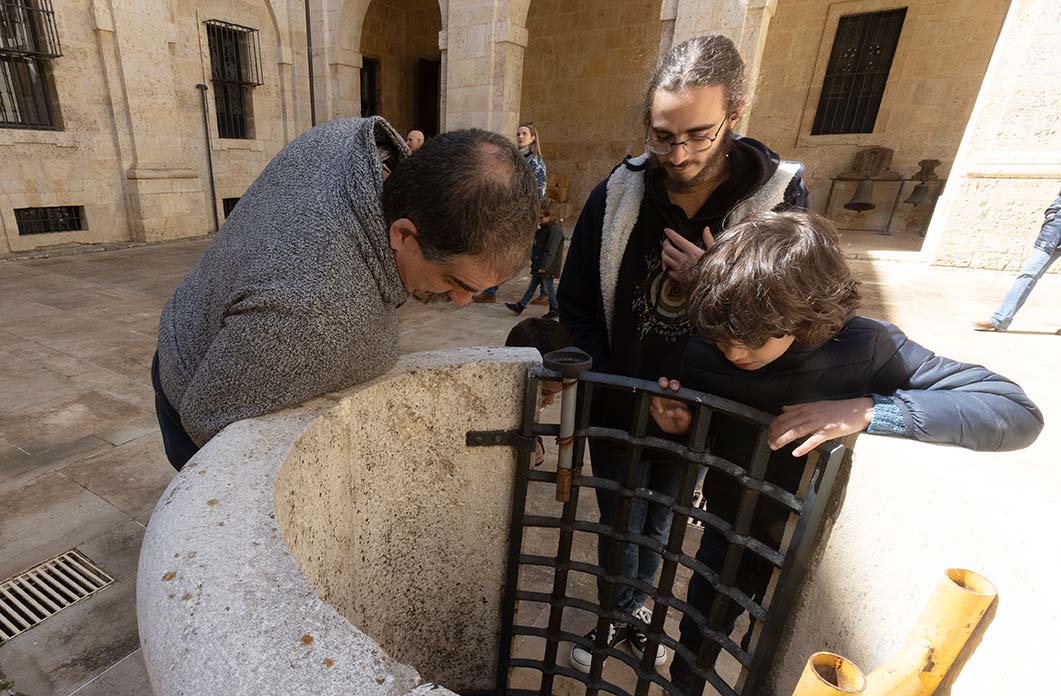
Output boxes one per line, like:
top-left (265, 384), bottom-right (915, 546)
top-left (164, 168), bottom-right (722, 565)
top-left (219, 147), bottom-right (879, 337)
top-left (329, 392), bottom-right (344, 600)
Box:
top-left (0, 550), bottom-right (114, 640)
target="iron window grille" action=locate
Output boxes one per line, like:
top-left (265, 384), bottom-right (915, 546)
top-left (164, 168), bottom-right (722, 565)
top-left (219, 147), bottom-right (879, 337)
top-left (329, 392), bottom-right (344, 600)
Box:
top-left (205, 20), bottom-right (263, 139)
top-left (811, 8), bottom-right (907, 136)
top-left (360, 56), bottom-right (380, 117)
top-left (222, 197), bottom-right (240, 218)
top-left (480, 350), bottom-right (847, 696)
top-left (14, 205), bottom-right (84, 234)
top-left (0, 0), bottom-right (62, 129)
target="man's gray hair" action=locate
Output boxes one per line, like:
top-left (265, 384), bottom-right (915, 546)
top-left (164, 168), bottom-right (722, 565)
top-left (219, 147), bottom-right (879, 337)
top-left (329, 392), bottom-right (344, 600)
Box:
top-left (641, 35), bottom-right (747, 132)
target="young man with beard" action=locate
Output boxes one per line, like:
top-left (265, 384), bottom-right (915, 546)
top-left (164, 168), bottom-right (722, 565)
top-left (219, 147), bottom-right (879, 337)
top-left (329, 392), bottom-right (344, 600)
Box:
top-left (152, 118), bottom-right (539, 471)
top-left (557, 35), bottom-right (807, 673)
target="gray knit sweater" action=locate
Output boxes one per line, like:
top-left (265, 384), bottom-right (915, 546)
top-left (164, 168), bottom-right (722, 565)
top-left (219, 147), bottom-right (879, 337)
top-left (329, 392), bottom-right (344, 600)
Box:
top-left (157, 117), bottom-right (410, 446)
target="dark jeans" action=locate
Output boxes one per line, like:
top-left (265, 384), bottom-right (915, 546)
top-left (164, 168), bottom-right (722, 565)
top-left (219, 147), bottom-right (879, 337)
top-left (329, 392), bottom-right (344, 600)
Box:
top-left (668, 488), bottom-right (774, 694)
top-left (151, 352), bottom-right (199, 471)
top-left (518, 273), bottom-right (558, 311)
top-left (590, 439), bottom-right (685, 615)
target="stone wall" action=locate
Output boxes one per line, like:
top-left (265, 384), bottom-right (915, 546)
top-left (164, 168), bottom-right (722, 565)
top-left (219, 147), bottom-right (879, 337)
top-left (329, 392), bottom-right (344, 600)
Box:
top-left (747, 0), bottom-right (1008, 237)
top-left (0, 0), bottom-right (312, 253)
top-left (923, 0), bottom-right (1061, 271)
top-left (519, 0), bottom-right (662, 213)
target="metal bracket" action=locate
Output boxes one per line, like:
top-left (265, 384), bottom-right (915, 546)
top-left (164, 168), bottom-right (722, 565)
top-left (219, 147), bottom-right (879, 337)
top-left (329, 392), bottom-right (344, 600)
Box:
top-left (466, 430), bottom-right (535, 451)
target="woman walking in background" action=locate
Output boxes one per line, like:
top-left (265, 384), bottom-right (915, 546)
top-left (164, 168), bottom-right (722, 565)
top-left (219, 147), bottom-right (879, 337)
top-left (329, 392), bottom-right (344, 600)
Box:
top-left (475, 123), bottom-right (549, 303)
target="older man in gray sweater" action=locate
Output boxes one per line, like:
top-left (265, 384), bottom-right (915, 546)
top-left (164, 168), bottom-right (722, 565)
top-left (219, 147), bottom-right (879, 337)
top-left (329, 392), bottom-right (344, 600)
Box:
top-left (152, 117), bottom-right (539, 470)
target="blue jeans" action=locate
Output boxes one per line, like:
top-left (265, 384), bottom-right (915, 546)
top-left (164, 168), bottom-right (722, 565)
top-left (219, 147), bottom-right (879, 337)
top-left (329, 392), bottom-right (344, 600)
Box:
top-left (589, 440), bottom-right (685, 614)
top-left (518, 274), bottom-right (558, 310)
top-left (991, 247), bottom-right (1060, 329)
top-left (480, 285), bottom-right (498, 297)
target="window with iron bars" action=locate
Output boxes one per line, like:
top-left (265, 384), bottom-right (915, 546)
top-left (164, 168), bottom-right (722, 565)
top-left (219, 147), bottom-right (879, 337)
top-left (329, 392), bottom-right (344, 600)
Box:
top-left (14, 205), bottom-right (84, 234)
top-left (222, 197), bottom-right (240, 218)
top-left (811, 8), bottom-right (907, 136)
top-left (205, 20), bottom-right (263, 139)
top-left (0, 0), bottom-right (63, 130)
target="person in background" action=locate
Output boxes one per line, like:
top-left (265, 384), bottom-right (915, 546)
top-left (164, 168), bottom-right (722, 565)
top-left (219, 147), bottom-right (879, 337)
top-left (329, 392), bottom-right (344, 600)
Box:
top-left (972, 189), bottom-right (1060, 334)
top-left (507, 197), bottom-right (564, 319)
top-left (475, 123), bottom-right (549, 303)
top-left (648, 211), bottom-right (1043, 694)
top-left (406, 129), bottom-right (425, 153)
top-left (505, 318), bottom-right (571, 465)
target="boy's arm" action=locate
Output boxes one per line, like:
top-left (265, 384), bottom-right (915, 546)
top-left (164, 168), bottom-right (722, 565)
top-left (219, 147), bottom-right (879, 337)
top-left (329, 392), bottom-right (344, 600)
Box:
top-left (867, 325), bottom-right (1043, 452)
top-left (558, 182), bottom-right (610, 370)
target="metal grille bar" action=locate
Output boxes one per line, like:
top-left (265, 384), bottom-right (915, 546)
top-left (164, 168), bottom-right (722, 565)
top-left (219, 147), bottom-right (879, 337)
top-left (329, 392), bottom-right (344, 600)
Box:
top-left (205, 20), bottom-right (262, 140)
top-left (490, 356), bottom-right (847, 696)
top-left (0, 550), bottom-right (114, 640)
top-left (0, 1), bottom-right (61, 58)
top-left (14, 205), bottom-right (84, 234)
top-left (811, 9), bottom-right (906, 135)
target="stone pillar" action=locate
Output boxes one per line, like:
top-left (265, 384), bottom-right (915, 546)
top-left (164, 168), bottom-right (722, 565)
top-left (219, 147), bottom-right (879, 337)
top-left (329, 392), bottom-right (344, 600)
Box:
top-left (922, 0), bottom-right (1061, 271)
top-left (669, 0), bottom-right (750, 48)
top-left (736, 0), bottom-right (776, 130)
top-left (444, 0), bottom-right (529, 136)
top-left (91, 0), bottom-right (208, 242)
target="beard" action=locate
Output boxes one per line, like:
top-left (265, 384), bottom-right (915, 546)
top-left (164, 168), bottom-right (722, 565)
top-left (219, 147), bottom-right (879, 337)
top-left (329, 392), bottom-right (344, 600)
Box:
top-left (655, 134), bottom-right (734, 194)
top-left (412, 291), bottom-right (452, 304)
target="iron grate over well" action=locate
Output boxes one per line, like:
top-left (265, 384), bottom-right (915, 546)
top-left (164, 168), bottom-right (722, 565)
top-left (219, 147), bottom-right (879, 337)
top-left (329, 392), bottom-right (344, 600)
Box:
top-left (0, 550), bottom-right (114, 641)
top-left (474, 349), bottom-right (846, 696)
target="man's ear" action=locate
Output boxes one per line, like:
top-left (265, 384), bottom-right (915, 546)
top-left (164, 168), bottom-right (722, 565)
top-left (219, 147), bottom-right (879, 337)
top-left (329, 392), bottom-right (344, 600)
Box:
top-left (388, 218), bottom-right (418, 251)
top-left (729, 104), bottom-right (744, 125)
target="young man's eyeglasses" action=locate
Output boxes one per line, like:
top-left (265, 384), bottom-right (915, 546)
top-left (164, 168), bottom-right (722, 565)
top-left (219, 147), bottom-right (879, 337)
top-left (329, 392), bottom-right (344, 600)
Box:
top-left (645, 118), bottom-right (728, 156)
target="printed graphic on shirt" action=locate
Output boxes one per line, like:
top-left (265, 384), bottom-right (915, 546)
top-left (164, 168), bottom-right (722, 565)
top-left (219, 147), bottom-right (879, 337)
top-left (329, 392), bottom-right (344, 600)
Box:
top-left (632, 251), bottom-right (694, 342)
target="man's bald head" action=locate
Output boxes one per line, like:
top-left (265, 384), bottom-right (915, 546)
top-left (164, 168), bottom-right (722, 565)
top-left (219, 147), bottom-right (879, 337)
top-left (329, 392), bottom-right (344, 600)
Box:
top-left (406, 130), bottom-right (425, 152)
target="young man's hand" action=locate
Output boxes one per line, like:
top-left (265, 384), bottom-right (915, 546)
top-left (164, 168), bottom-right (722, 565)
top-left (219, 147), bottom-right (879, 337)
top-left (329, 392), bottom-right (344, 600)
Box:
top-left (661, 226), bottom-right (714, 283)
top-left (650, 377), bottom-right (693, 435)
top-left (767, 398), bottom-right (875, 457)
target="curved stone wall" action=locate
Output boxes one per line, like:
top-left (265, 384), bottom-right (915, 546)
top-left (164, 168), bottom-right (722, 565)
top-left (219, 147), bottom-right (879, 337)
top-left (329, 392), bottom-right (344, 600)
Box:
top-left (138, 347), bottom-right (538, 696)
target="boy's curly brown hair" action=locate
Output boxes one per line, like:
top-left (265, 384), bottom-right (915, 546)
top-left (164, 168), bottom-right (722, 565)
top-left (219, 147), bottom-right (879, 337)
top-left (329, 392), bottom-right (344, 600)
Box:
top-left (687, 211), bottom-right (861, 347)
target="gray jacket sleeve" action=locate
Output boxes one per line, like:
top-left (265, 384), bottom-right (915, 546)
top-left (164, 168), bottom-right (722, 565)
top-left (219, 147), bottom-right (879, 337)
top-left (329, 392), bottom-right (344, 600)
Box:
top-left (176, 289), bottom-right (376, 446)
top-left (869, 326), bottom-right (1043, 452)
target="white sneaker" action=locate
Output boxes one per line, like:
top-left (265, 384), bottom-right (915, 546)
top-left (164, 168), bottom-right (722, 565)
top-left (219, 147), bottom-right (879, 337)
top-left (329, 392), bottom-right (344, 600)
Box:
top-left (570, 621), bottom-right (629, 674)
top-left (628, 606), bottom-right (668, 666)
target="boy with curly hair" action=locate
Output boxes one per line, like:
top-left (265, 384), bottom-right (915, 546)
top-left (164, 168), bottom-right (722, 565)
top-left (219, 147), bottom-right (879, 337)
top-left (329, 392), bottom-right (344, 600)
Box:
top-left (649, 211), bottom-right (1042, 693)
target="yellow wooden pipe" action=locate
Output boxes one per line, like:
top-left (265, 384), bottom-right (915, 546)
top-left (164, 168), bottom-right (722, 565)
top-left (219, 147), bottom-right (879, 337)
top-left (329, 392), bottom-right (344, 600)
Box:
top-left (863, 568), bottom-right (997, 696)
top-left (792, 569), bottom-right (996, 696)
top-left (792, 652), bottom-right (867, 696)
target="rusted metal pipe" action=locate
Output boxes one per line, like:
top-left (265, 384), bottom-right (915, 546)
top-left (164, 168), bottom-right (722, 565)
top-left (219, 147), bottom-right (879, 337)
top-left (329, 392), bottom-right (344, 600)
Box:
top-left (792, 569), bottom-right (997, 696)
top-left (542, 348), bottom-right (592, 503)
top-left (793, 652), bottom-right (867, 696)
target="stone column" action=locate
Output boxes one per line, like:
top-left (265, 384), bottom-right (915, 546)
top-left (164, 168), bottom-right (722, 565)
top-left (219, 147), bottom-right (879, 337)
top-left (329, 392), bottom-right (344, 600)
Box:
top-left (736, 0), bottom-right (776, 130)
top-left (91, 0), bottom-right (208, 242)
top-left (922, 0), bottom-right (1061, 271)
top-left (444, 0), bottom-right (529, 136)
top-left (669, 0), bottom-right (750, 48)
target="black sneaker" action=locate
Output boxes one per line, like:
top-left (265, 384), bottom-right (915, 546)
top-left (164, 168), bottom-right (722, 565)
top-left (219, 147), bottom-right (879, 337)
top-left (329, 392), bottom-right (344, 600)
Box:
top-left (505, 302), bottom-right (525, 315)
top-left (570, 621), bottom-right (629, 674)
top-left (542, 310), bottom-right (558, 319)
top-left (628, 606), bottom-right (668, 666)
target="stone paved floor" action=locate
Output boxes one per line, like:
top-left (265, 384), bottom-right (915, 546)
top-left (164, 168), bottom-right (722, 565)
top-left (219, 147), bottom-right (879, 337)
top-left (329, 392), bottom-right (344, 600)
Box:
top-left (0, 238), bottom-right (1058, 695)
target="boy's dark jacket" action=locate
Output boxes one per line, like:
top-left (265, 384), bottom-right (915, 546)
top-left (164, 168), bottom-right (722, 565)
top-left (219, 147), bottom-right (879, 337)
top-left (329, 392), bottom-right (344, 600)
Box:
top-left (531, 220), bottom-right (564, 276)
top-left (680, 316), bottom-right (1043, 454)
top-left (679, 316), bottom-right (1043, 548)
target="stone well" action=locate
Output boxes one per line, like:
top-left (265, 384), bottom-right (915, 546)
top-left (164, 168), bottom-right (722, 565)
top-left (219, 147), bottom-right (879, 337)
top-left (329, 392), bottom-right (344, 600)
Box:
top-left (137, 348), bottom-right (538, 696)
